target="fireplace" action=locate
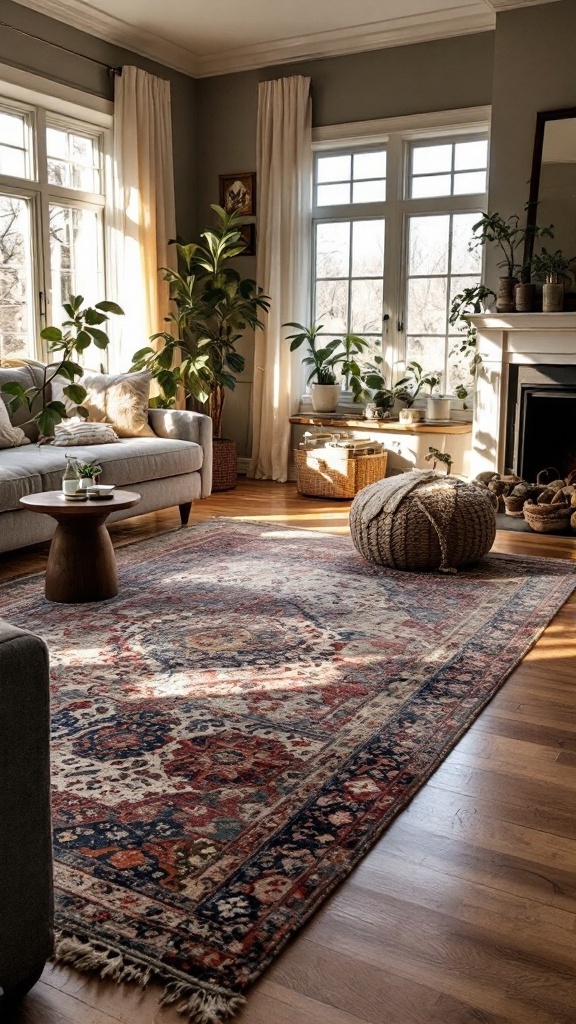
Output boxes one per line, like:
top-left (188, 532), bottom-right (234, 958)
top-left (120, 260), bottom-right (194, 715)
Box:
top-left (468, 313), bottom-right (576, 479)
top-left (505, 365), bottom-right (576, 481)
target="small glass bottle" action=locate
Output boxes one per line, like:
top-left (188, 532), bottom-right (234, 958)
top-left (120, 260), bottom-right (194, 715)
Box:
top-left (62, 455), bottom-right (81, 495)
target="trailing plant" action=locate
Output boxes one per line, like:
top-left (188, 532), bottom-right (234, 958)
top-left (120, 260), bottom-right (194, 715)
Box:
top-left (0, 295), bottom-right (124, 437)
top-left (469, 211), bottom-right (553, 279)
top-left (425, 446), bottom-right (453, 474)
top-left (449, 283), bottom-right (496, 379)
top-left (131, 205), bottom-right (270, 438)
top-left (400, 361), bottom-right (442, 406)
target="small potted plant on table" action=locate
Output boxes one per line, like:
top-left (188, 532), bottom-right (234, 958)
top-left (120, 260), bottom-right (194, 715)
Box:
top-left (77, 461), bottom-right (103, 489)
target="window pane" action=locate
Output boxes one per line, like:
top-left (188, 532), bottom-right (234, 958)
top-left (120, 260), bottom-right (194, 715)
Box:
top-left (316, 221), bottom-right (350, 278)
top-left (411, 174), bottom-right (452, 198)
top-left (0, 111), bottom-right (25, 148)
top-left (49, 204), bottom-right (103, 323)
top-left (0, 195), bottom-right (33, 360)
top-left (451, 213), bottom-right (482, 274)
top-left (406, 277), bottom-right (447, 334)
top-left (317, 183), bottom-right (351, 206)
top-left (412, 144), bottom-right (451, 175)
top-left (46, 126), bottom-right (67, 158)
top-left (0, 146), bottom-right (26, 177)
top-left (353, 150), bottom-right (386, 180)
top-left (405, 336), bottom-right (445, 378)
top-left (353, 179), bottom-right (386, 203)
top-left (317, 155), bottom-right (351, 183)
top-left (447, 352), bottom-right (474, 396)
top-left (352, 219), bottom-right (384, 276)
top-left (454, 139), bottom-right (488, 171)
top-left (454, 170), bottom-right (487, 195)
top-left (409, 216), bottom-right (449, 276)
top-left (450, 274), bottom-right (481, 306)
top-left (46, 125), bottom-right (101, 192)
top-left (351, 279), bottom-right (383, 333)
top-left (314, 279), bottom-right (348, 333)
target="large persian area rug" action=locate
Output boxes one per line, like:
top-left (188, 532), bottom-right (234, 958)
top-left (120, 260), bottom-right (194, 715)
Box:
top-left (3, 520), bottom-right (576, 1022)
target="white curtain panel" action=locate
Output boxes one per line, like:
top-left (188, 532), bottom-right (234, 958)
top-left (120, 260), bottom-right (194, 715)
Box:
top-left (109, 67), bottom-right (177, 373)
top-left (249, 76), bottom-right (312, 482)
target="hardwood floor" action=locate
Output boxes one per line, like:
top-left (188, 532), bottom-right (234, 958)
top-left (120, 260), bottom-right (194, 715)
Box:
top-left (3, 479), bottom-right (576, 1024)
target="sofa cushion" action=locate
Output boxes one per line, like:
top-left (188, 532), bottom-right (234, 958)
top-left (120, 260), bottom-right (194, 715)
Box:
top-left (0, 438), bottom-right (202, 513)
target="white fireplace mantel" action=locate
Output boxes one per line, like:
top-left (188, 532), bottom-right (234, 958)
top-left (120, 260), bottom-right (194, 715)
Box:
top-left (468, 313), bottom-right (576, 477)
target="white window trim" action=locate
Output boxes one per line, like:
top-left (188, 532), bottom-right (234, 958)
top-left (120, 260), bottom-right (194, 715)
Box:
top-left (307, 107), bottom-right (490, 413)
top-left (0, 66), bottom-right (113, 362)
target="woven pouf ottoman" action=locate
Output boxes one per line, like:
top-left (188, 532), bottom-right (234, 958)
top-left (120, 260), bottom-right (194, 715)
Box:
top-left (350, 470), bottom-right (497, 573)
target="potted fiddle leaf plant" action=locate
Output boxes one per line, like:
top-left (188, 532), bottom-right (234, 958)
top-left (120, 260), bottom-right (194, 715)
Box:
top-left (131, 205), bottom-right (270, 490)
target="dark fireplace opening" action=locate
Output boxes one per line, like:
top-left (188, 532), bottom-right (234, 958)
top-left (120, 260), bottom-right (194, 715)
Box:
top-left (505, 365), bottom-right (576, 481)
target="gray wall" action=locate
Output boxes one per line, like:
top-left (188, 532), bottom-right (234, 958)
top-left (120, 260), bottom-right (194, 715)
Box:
top-left (195, 33), bottom-right (495, 455)
top-left (487, 0), bottom-right (576, 284)
top-left (0, 0), bottom-right (197, 240)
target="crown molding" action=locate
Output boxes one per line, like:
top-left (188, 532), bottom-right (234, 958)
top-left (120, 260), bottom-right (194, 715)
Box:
top-left (11, 0), bottom-right (496, 79)
top-left (485, 0), bottom-right (561, 9)
top-left (194, 8), bottom-right (495, 78)
top-left (9, 0), bottom-right (201, 77)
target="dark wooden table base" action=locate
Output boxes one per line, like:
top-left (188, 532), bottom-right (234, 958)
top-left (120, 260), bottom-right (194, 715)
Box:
top-left (46, 514), bottom-right (119, 602)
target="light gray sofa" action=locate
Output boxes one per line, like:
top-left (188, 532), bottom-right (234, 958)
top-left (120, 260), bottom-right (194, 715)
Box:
top-left (0, 362), bottom-right (213, 554)
top-left (0, 619), bottom-right (52, 1004)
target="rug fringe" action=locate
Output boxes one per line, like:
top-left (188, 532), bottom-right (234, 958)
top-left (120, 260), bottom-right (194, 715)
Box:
top-left (53, 932), bottom-right (245, 1023)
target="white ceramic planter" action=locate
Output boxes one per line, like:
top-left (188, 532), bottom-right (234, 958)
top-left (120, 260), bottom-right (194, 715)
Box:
top-left (310, 383), bottom-right (341, 413)
top-left (426, 396), bottom-right (452, 422)
top-left (77, 477), bottom-right (96, 490)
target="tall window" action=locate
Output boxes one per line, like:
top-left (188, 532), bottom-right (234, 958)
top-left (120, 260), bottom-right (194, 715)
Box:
top-left (0, 100), bottom-right (107, 362)
top-left (311, 123), bottom-right (489, 400)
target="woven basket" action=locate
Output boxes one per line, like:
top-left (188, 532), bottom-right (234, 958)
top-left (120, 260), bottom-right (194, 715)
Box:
top-left (523, 501), bottom-right (571, 533)
top-left (295, 447), bottom-right (388, 499)
top-left (212, 438), bottom-right (237, 492)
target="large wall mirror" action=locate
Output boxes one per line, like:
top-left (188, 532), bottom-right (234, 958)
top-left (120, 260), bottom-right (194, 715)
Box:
top-left (525, 108), bottom-right (576, 299)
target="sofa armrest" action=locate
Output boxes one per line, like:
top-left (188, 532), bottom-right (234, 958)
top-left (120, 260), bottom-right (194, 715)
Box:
top-left (148, 408), bottom-right (213, 498)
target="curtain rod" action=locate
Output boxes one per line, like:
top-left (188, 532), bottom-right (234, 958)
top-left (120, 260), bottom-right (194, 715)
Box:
top-left (0, 21), bottom-right (122, 77)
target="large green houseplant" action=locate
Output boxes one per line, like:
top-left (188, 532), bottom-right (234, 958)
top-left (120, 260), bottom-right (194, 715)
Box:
top-left (131, 205), bottom-right (270, 437)
top-left (469, 212), bottom-right (553, 312)
top-left (131, 205), bottom-right (269, 490)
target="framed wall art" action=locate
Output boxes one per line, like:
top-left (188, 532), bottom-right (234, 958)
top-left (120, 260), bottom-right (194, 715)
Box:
top-left (219, 172), bottom-right (256, 216)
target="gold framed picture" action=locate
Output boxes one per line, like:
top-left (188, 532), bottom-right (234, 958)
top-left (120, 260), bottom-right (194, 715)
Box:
top-left (219, 172), bottom-right (256, 217)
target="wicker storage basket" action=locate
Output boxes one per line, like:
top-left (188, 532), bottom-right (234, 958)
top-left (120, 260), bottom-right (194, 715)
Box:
top-left (295, 447), bottom-right (388, 499)
top-left (523, 501), bottom-right (571, 533)
top-left (212, 438), bottom-right (237, 492)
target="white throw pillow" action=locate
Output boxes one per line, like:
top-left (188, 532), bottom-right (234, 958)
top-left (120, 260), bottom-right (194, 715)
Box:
top-left (51, 419), bottom-right (120, 446)
top-left (0, 398), bottom-right (31, 448)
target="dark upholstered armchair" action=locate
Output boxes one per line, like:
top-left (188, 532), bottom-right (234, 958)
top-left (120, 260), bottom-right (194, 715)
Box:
top-left (0, 620), bottom-right (53, 1005)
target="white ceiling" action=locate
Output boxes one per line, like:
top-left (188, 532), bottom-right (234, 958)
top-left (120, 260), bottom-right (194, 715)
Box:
top-left (14, 0), bottom-right (561, 78)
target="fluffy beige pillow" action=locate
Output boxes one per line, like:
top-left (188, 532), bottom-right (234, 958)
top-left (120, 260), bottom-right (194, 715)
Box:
top-left (0, 398), bottom-right (31, 449)
top-left (82, 370), bottom-right (155, 438)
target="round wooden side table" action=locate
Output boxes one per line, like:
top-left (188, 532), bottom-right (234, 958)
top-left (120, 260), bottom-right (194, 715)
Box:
top-left (20, 489), bottom-right (141, 603)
